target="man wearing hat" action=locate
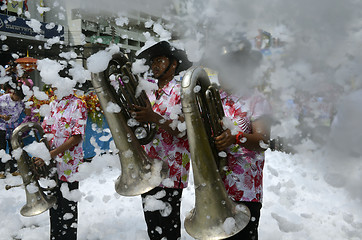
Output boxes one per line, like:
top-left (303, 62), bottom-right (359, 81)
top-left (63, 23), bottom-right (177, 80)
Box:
top-left (132, 41), bottom-right (192, 240)
top-left (213, 38), bottom-right (272, 240)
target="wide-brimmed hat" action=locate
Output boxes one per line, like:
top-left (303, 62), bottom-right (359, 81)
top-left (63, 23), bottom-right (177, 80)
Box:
top-left (222, 49), bottom-right (263, 69)
top-left (202, 37), bottom-right (262, 71)
top-left (136, 41), bottom-right (192, 75)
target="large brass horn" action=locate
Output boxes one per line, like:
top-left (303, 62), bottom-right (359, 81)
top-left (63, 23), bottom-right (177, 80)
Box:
top-left (90, 52), bottom-right (167, 196)
top-left (7, 122), bottom-right (57, 217)
top-left (181, 67), bottom-right (251, 239)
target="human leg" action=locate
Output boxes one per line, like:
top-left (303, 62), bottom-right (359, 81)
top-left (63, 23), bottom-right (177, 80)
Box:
top-left (50, 181), bottom-right (79, 240)
top-left (6, 138), bottom-right (18, 174)
top-left (0, 130), bottom-right (7, 176)
top-left (224, 202), bottom-right (262, 240)
top-left (141, 187), bottom-right (183, 240)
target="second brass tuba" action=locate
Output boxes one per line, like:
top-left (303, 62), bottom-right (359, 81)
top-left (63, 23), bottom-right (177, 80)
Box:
top-left (181, 67), bottom-right (251, 239)
top-left (90, 52), bottom-right (167, 196)
top-left (8, 122), bottom-right (57, 217)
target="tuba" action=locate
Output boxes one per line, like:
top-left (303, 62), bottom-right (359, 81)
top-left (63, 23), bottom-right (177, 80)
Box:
top-left (7, 122), bottom-right (57, 217)
top-left (181, 66), bottom-right (251, 239)
top-left (90, 52), bottom-right (167, 196)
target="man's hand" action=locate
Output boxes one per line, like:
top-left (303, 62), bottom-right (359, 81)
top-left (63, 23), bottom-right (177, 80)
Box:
top-left (131, 100), bottom-right (159, 123)
top-left (34, 157), bottom-right (45, 168)
top-left (214, 129), bottom-right (236, 151)
top-left (0, 115), bottom-right (11, 121)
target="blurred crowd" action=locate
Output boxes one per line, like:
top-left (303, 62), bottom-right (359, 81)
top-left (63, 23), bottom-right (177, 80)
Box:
top-left (0, 60), bottom-right (29, 178)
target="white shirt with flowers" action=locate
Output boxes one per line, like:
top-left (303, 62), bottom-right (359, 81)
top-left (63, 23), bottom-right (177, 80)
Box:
top-left (42, 94), bottom-right (87, 182)
top-left (220, 89), bottom-right (272, 202)
top-left (143, 78), bottom-right (191, 189)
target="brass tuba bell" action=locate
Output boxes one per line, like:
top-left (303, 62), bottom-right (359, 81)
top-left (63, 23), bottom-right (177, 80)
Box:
top-left (8, 122), bottom-right (57, 217)
top-left (181, 67), bottom-right (251, 239)
top-left (90, 52), bottom-right (167, 196)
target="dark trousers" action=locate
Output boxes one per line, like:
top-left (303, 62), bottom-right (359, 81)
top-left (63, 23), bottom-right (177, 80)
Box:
top-left (141, 187), bottom-right (183, 240)
top-left (224, 201), bottom-right (262, 240)
top-left (0, 130), bottom-right (17, 173)
top-left (50, 181), bottom-right (79, 240)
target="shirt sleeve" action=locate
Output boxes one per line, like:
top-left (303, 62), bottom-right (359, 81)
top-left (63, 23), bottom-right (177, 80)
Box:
top-left (8, 102), bottom-right (24, 124)
top-left (250, 93), bottom-right (272, 121)
top-left (70, 99), bottom-right (87, 136)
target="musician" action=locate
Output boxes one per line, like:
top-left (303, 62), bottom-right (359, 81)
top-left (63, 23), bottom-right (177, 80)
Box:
top-left (0, 85), bottom-right (25, 178)
top-left (35, 89), bottom-right (87, 240)
top-left (132, 41), bottom-right (192, 240)
top-left (213, 40), bottom-right (272, 240)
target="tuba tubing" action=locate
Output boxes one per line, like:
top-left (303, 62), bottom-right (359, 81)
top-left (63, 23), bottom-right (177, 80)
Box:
top-left (181, 67), bottom-right (251, 239)
top-left (90, 53), bottom-right (167, 196)
top-left (9, 122), bottom-right (57, 217)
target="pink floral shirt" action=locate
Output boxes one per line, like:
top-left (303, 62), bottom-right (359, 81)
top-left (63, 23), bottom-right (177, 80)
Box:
top-left (143, 78), bottom-right (191, 189)
top-left (42, 94), bottom-right (87, 182)
top-left (220, 90), bottom-right (272, 202)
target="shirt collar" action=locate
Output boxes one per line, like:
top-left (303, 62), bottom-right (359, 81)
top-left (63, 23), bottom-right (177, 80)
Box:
top-left (157, 78), bottom-right (177, 96)
top-left (220, 89), bottom-right (228, 99)
top-left (220, 89), bottom-right (244, 102)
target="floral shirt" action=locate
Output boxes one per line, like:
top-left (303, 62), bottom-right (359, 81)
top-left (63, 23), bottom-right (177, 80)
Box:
top-left (220, 90), bottom-right (272, 202)
top-left (143, 78), bottom-right (191, 189)
top-left (42, 94), bottom-right (87, 182)
top-left (0, 93), bottom-right (24, 139)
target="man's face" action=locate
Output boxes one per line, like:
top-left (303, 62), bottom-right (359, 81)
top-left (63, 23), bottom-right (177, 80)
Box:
top-left (150, 56), bottom-right (170, 78)
top-left (218, 64), bottom-right (255, 93)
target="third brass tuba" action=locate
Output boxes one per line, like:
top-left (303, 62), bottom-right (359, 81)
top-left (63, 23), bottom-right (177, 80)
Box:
top-left (8, 122), bottom-right (57, 217)
top-left (181, 66), bottom-right (251, 239)
top-left (90, 52), bottom-right (167, 196)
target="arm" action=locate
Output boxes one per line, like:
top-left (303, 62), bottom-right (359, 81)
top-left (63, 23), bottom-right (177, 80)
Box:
top-left (49, 134), bottom-right (82, 159)
top-left (35, 134), bottom-right (82, 167)
top-left (215, 116), bottom-right (271, 152)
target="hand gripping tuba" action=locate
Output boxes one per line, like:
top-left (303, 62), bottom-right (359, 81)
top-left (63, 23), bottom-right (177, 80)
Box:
top-left (90, 52), bottom-right (167, 196)
top-left (8, 122), bottom-right (57, 217)
top-left (181, 67), bottom-right (251, 239)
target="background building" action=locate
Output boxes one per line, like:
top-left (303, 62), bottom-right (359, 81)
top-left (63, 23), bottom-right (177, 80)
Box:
top-left (0, 0), bottom-right (65, 86)
top-left (0, 0), bottom-right (169, 87)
